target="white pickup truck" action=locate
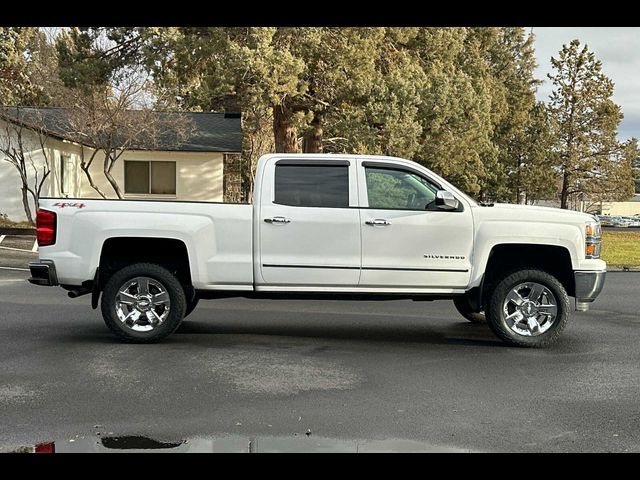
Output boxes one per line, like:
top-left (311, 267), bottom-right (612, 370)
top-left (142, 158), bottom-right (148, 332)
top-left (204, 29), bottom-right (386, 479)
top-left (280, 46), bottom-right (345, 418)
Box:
top-left (29, 154), bottom-right (606, 347)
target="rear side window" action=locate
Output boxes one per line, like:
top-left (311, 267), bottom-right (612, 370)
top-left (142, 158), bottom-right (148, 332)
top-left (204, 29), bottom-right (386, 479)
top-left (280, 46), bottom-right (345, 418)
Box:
top-left (274, 165), bottom-right (349, 208)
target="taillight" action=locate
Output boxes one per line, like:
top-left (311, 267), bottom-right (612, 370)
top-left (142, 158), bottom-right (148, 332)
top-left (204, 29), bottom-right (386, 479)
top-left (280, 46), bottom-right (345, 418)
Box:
top-left (34, 442), bottom-right (56, 453)
top-left (36, 209), bottom-right (56, 247)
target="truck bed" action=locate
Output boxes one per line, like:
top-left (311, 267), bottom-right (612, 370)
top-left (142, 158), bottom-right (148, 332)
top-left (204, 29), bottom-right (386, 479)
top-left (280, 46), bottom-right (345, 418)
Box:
top-left (37, 198), bottom-right (254, 289)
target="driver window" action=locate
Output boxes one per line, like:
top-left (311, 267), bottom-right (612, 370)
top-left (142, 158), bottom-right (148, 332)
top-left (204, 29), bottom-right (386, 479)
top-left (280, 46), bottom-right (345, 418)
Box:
top-left (365, 167), bottom-right (437, 210)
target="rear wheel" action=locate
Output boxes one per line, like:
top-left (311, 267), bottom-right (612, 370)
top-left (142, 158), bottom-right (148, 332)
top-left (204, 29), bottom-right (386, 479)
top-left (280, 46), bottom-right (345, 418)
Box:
top-left (453, 296), bottom-right (486, 323)
top-left (485, 268), bottom-right (569, 348)
top-left (101, 263), bottom-right (186, 343)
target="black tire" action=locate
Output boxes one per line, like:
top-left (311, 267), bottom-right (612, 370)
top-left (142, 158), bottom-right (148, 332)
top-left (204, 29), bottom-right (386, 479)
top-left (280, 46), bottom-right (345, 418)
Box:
top-left (453, 296), bottom-right (486, 323)
top-left (184, 295), bottom-right (199, 318)
top-left (101, 263), bottom-right (186, 343)
top-left (485, 268), bottom-right (570, 348)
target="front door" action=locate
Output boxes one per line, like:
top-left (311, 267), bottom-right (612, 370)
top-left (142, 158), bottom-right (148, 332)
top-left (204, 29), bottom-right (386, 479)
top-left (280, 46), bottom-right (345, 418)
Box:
top-left (258, 159), bottom-right (361, 287)
top-left (358, 162), bottom-right (473, 289)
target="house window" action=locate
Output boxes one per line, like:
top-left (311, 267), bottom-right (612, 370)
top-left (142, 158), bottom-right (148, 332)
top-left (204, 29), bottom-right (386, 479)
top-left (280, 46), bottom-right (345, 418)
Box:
top-left (124, 161), bottom-right (176, 195)
top-left (60, 154), bottom-right (72, 195)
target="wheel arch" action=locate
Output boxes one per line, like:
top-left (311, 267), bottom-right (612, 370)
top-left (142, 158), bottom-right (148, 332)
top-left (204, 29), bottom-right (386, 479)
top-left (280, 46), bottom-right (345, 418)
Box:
top-left (478, 243), bottom-right (575, 308)
top-left (97, 237), bottom-right (193, 291)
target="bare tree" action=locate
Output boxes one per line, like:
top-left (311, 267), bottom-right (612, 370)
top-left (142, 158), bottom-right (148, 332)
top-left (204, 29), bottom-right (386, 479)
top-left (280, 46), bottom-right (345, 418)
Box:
top-left (59, 72), bottom-right (195, 199)
top-left (0, 107), bottom-right (52, 224)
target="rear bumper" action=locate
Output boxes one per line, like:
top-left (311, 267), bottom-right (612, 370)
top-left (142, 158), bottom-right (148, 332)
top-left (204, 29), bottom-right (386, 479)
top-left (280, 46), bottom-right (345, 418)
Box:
top-left (574, 270), bottom-right (606, 311)
top-left (28, 260), bottom-right (58, 286)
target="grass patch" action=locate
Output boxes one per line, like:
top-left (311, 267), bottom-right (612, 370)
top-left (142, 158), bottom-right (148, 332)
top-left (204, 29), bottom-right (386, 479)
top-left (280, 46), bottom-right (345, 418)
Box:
top-left (601, 230), bottom-right (640, 267)
top-left (0, 218), bottom-right (34, 228)
top-left (0, 214), bottom-right (34, 228)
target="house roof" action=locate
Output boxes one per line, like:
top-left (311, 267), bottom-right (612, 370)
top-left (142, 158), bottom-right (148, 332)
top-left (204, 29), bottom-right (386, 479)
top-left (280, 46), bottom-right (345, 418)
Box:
top-left (0, 106), bottom-right (242, 153)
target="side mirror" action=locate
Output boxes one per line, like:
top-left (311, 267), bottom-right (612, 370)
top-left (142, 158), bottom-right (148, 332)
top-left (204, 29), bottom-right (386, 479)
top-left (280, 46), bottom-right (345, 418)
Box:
top-left (435, 190), bottom-right (459, 211)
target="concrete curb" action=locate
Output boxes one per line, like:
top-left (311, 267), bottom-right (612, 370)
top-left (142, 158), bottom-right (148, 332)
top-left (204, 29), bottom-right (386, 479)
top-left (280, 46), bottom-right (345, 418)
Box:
top-left (0, 227), bottom-right (35, 236)
top-left (0, 266), bottom-right (30, 272)
top-left (607, 266), bottom-right (640, 272)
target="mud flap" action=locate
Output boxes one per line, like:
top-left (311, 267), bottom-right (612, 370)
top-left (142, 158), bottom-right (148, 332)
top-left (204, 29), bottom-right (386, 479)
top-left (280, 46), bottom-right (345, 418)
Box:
top-left (91, 268), bottom-right (100, 309)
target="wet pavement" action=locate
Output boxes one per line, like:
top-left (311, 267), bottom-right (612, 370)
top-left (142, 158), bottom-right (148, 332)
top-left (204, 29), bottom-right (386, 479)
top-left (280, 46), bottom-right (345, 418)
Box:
top-left (1, 268), bottom-right (639, 452)
top-left (1, 433), bottom-right (474, 453)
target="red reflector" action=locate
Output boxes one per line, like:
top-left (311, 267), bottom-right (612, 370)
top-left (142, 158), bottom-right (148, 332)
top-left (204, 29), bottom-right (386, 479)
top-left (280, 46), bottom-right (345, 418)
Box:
top-left (36, 209), bottom-right (56, 247)
top-left (34, 442), bottom-right (55, 453)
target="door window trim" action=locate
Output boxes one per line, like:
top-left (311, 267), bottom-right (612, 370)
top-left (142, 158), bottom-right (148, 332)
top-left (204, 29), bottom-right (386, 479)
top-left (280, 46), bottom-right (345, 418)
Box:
top-left (361, 161), bottom-right (443, 190)
top-left (275, 159), bottom-right (351, 167)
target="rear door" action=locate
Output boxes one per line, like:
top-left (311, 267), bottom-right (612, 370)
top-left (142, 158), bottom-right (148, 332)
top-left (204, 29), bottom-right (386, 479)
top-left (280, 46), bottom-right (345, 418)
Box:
top-left (258, 158), bottom-right (361, 287)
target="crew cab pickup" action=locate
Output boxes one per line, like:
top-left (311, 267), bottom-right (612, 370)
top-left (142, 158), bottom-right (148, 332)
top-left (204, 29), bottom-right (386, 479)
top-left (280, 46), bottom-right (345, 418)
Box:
top-left (28, 154), bottom-right (606, 347)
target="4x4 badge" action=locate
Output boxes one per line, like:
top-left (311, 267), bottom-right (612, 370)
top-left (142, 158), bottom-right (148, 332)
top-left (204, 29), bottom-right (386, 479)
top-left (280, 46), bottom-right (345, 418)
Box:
top-left (53, 202), bottom-right (86, 209)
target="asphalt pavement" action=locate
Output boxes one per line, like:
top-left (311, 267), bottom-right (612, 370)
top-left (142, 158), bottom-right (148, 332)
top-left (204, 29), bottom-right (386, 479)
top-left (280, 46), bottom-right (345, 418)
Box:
top-left (0, 265), bottom-right (639, 452)
top-left (0, 235), bottom-right (37, 270)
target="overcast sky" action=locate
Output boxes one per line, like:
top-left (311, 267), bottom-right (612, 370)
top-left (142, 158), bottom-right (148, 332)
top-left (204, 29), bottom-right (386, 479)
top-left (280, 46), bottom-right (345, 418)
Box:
top-left (532, 27), bottom-right (640, 141)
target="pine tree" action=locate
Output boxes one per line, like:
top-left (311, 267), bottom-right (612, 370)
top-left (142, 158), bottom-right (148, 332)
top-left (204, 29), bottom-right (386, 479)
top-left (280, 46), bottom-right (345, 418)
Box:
top-left (514, 103), bottom-right (558, 204)
top-left (0, 27), bottom-right (53, 105)
top-left (548, 40), bottom-right (631, 208)
top-left (472, 27), bottom-right (541, 202)
top-left (634, 151), bottom-right (640, 194)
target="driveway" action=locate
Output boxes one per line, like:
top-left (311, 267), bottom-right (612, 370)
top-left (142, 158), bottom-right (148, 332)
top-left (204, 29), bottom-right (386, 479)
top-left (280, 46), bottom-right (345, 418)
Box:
top-left (0, 268), bottom-right (639, 452)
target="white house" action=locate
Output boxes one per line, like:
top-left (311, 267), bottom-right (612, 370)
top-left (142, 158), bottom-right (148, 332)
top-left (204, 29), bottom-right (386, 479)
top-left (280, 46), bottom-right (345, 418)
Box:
top-left (0, 107), bottom-right (243, 223)
top-left (600, 195), bottom-right (640, 216)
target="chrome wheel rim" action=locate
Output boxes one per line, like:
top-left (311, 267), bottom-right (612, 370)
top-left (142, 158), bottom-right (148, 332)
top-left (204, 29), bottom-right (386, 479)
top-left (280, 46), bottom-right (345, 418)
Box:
top-left (115, 276), bottom-right (170, 332)
top-left (502, 282), bottom-right (558, 337)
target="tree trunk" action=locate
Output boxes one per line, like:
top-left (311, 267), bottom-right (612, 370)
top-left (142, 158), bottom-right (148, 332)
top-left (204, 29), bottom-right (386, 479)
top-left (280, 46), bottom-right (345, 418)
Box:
top-left (560, 170), bottom-right (570, 209)
top-left (104, 154), bottom-right (123, 199)
top-left (20, 185), bottom-right (34, 225)
top-left (104, 169), bottom-right (123, 199)
top-left (79, 147), bottom-right (107, 199)
top-left (303, 113), bottom-right (323, 153)
top-left (80, 164), bottom-right (107, 199)
top-left (273, 105), bottom-right (300, 153)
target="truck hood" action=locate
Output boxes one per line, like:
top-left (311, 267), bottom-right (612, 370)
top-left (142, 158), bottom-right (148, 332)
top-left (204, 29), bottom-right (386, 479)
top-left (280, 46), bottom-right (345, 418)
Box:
top-left (475, 203), bottom-right (596, 225)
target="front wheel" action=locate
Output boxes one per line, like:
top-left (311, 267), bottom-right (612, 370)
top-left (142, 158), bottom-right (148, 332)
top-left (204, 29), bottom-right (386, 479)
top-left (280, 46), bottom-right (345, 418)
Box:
top-left (101, 263), bottom-right (186, 343)
top-left (485, 269), bottom-right (570, 348)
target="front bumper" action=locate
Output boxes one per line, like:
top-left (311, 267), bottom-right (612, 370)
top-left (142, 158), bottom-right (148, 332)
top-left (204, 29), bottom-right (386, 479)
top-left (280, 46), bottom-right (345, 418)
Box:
top-left (574, 270), bottom-right (606, 311)
top-left (28, 260), bottom-right (58, 286)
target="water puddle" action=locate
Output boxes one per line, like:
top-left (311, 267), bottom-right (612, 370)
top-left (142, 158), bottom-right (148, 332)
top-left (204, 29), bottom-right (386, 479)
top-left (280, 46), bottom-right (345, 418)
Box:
top-left (5, 434), bottom-right (474, 453)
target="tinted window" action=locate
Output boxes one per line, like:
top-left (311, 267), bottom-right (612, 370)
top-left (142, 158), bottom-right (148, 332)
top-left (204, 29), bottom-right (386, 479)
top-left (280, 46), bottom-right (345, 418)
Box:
top-left (150, 161), bottom-right (176, 195)
top-left (125, 160), bottom-right (176, 195)
top-left (365, 167), bottom-right (437, 210)
top-left (125, 161), bottom-right (150, 194)
top-left (274, 165), bottom-right (349, 208)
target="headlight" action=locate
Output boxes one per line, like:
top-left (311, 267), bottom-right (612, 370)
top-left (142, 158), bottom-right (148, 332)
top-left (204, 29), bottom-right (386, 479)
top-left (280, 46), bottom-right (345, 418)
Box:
top-left (585, 222), bottom-right (601, 238)
top-left (585, 220), bottom-right (602, 259)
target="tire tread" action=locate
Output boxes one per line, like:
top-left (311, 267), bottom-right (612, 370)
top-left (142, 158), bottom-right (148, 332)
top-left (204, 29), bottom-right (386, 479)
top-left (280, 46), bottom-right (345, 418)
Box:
top-left (485, 268), bottom-right (570, 348)
top-left (100, 262), bottom-right (186, 343)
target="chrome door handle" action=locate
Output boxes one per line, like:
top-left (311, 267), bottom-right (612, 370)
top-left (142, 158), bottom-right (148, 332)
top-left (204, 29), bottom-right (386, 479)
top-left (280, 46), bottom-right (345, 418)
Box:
top-left (264, 216), bottom-right (291, 224)
top-left (365, 219), bottom-right (391, 226)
